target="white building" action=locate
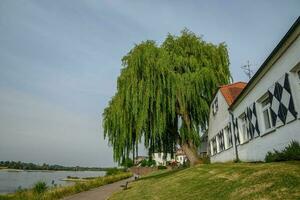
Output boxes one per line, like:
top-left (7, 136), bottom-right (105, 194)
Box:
top-left (152, 153), bottom-right (174, 166)
top-left (152, 148), bottom-right (187, 166)
top-left (208, 17), bottom-right (300, 163)
top-left (175, 148), bottom-right (187, 165)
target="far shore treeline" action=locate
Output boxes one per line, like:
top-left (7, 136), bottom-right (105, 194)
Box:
top-left (0, 161), bottom-right (115, 171)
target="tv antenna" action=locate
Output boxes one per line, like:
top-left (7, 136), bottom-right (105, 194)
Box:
top-left (241, 60), bottom-right (254, 80)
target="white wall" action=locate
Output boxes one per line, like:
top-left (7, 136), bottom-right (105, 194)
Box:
top-left (152, 153), bottom-right (173, 166)
top-left (208, 90), bottom-right (236, 162)
top-left (208, 91), bottom-right (230, 141)
top-left (210, 147), bottom-right (235, 163)
top-left (233, 35), bottom-right (300, 162)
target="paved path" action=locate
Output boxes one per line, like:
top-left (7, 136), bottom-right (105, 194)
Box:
top-left (62, 177), bottom-right (134, 200)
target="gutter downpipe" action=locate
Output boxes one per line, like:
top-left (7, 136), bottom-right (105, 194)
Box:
top-left (229, 111), bottom-right (239, 161)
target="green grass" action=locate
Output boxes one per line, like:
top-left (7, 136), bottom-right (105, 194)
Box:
top-left (0, 172), bottom-right (132, 200)
top-left (110, 162), bottom-right (300, 200)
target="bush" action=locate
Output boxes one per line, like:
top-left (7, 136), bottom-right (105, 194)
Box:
top-left (265, 140), bottom-right (300, 162)
top-left (106, 168), bottom-right (123, 176)
top-left (33, 181), bottom-right (47, 194)
top-left (140, 159), bottom-right (148, 167)
top-left (157, 165), bottom-right (167, 170)
top-left (121, 158), bottom-right (134, 168)
top-left (140, 159), bottom-right (156, 167)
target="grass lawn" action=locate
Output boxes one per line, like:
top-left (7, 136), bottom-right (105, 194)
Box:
top-left (110, 161), bottom-right (300, 200)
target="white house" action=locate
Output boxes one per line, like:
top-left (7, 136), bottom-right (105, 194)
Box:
top-left (208, 17), bottom-right (300, 163)
top-left (175, 148), bottom-right (187, 165)
top-left (152, 148), bottom-right (187, 166)
top-left (152, 153), bottom-right (174, 166)
top-left (208, 82), bottom-right (246, 163)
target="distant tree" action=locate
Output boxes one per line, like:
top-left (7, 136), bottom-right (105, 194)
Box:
top-left (103, 29), bottom-right (231, 166)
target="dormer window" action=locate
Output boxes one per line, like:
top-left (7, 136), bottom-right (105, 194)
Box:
top-left (212, 97), bottom-right (218, 115)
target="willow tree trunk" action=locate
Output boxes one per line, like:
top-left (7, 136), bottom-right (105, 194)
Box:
top-left (179, 111), bottom-right (200, 166)
top-left (181, 141), bottom-right (200, 166)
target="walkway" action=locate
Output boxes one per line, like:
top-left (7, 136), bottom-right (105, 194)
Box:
top-left (62, 177), bottom-right (134, 200)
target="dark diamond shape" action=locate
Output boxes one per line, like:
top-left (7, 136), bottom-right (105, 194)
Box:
top-left (255, 120), bottom-right (260, 136)
top-left (274, 82), bottom-right (283, 101)
top-left (278, 103), bottom-right (288, 124)
top-left (284, 73), bottom-right (291, 93)
top-left (270, 108), bottom-right (277, 127)
top-left (253, 103), bottom-right (257, 117)
top-left (288, 92), bottom-right (297, 119)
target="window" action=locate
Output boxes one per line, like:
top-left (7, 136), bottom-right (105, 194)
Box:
top-left (224, 126), bottom-right (233, 149)
top-left (210, 138), bottom-right (217, 155)
top-left (212, 97), bottom-right (218, 115)
top-left (239, 113), bottom-right (248, 143)
top-left (210, 141), bottom-right (214, 155)
top-left (261, 96), bottom-right (274, 132)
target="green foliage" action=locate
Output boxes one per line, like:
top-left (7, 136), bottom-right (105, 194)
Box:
top-left (33, 181), bottom-right (47, 194)
top-left (121, 158), bottom-right (134, 168)
top-left (140, 159), bottom-right (156, 167)
top-left (157, 165), bottom-right (167, 170)
top-left (265, 140), bottom-right (300, 162)
top-left (105, 168), bottom-right (124, 176)
top-left (140, 159), bottom-right (148, 167)
top-left (148, 159), bottom-right (156, 167)
top-left (103, 29), bottom-right (231, 163)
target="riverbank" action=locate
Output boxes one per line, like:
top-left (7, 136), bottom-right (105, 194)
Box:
top-left (110, 161), bottom-right (300, 200)
top-left (0, 172), bottom-right (132, 200)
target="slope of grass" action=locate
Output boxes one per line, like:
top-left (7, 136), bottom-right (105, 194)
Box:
top-left (0, 172), bottom-right (132, 200)
top-left (110, 162), bottom-right (300, 200)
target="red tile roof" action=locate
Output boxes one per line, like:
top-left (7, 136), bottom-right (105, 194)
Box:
top-left (219, 82), bottom-right (247, 106)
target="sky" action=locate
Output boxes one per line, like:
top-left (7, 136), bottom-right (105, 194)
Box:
top-left (0, 0), bottom-right (299, 167)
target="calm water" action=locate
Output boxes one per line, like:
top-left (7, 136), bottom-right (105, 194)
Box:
top-left (0, 170), bottom-right (106, 194)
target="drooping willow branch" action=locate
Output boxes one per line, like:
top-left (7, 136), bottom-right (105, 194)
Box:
top-left (103, 29), bottom-right (231, 163)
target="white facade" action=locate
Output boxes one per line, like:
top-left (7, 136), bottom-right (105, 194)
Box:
top-left (208, 90), bottom-right (235, 163)
top-left (152, 153), bottom-right (174, 166)
top-left (208, 18), bottom-right (300, 163)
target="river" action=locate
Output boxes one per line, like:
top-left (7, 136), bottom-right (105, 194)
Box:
top-left (0, 169), bottom-right (106, 194)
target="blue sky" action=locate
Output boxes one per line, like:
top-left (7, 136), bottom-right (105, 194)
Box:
top-left (0, 0), bottom-right (299, 167)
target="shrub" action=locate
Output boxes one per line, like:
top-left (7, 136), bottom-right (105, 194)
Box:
top-left (106, 168), bottom-right (123, 176)
top-left (140, 159), bottom-right (148, 167)
top-left (265, 140), bottom-right (300, 162)
top-left (121, 158), bottom-right (134, 168)
top-left (140, 159), bottom-right (156, 167)
top-left (33, 181), bottom-right (47, 194)
top-left (157, 165), bottom-right (167, 170)
top-left (147, 159), bottom-right (156, 167)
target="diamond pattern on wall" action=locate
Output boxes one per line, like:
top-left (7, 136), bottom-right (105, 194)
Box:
top-left (231, 114), bottom-right (240, 145)
top-left (268, 73), bottom-right (297, 127)
top-left (246, 102), bottom-right (260, 139)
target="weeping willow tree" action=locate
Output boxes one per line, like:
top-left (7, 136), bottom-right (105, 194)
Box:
top-left (103, 29), bottom-right (231, 165)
